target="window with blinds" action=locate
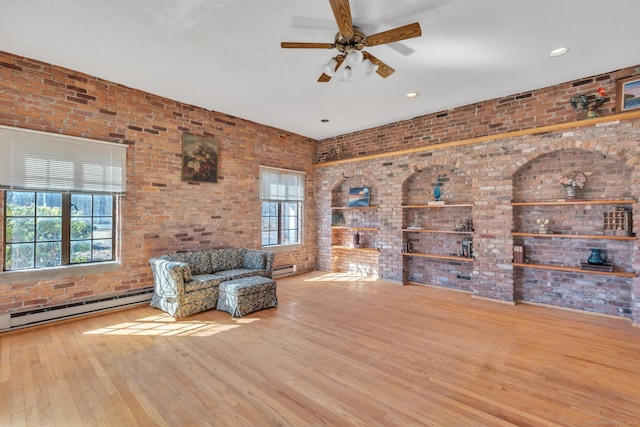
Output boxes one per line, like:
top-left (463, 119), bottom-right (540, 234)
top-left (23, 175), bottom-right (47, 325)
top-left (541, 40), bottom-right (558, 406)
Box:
top-left (259, 166), bottom-right (305, 247)
top-left (1, 126), bottom-right (125, 271)
top-left (0, 125), bottom-right (127, 193)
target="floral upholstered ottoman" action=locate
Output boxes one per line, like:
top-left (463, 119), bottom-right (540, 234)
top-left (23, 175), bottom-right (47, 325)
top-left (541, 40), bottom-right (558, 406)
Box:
top-left (216, 276), bottom-right (277, 317)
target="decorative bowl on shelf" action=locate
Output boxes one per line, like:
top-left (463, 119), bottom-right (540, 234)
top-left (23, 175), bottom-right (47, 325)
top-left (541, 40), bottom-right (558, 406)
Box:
top-left (331, 213), bottom-right (345, 226)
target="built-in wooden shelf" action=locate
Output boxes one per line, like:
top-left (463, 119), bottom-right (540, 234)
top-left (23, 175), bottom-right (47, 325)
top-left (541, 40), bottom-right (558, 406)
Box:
top-left (405, 281), bottom-right (473, 293)
top-left (512, 262), bottom-right (636, 278)
top-left (402, 253), bottom-right (474, 262)
top-left (512, 232), bottom-right (636, 241)
top-left (332, 226), bottom-right (378, 231)
top-left (315, 109), bottom-right (640, 168)
top-left (402, 203), bottom-right (474, 209)
top-left (331, 206), bottom-right (378, 210)
top-left (403, 229), bottom-right (473, 235)
top-left (511, 199), bottom-right (635, 206)
top-left (331, 246), bottom-right (379, 253)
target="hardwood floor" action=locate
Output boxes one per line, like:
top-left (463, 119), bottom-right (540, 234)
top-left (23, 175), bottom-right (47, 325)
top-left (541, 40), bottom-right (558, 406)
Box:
top-left (2, 271), bottom-right (640, 426)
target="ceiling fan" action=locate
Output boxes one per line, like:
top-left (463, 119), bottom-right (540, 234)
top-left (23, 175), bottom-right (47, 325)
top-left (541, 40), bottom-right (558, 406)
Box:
top-left (281, 0), bottom-right (422, 82)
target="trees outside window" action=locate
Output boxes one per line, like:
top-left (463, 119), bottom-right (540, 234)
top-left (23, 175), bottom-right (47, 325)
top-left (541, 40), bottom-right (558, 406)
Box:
top-left (4, 191), bottom-right (115, 271)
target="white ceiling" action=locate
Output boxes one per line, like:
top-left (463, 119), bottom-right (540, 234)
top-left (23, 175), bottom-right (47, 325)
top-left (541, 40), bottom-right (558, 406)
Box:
top-left (2, 0), bottom-right (640, 140)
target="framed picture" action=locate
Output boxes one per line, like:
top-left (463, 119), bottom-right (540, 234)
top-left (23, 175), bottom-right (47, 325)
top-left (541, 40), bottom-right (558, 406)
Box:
top-left (181, 133), bottom-right (218, 182)
top-left (348, 187), bottom-right (370, 207)
top-left (616, 75), bottom-right (640, 112)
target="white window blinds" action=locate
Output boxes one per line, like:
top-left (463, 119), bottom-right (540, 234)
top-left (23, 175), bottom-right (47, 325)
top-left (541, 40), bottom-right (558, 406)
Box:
top-left (0, 125), bottom-right (127, 193)
top-left (259, 166), bottom-right (305, 201)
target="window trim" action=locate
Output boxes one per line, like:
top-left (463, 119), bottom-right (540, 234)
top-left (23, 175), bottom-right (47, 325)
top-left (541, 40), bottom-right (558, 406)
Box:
top-left (0, 261), bottom-right (120, 285)
top-left (3, 190), bottom-right (117, 271)
top-left (261, 200), bottom-right (302, 247)
top-left (259, 166), bottom-right (305, 248)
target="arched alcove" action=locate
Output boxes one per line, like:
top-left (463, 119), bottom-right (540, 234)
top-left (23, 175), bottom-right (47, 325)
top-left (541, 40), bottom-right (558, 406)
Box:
top-left (402, 166), bottom-right (472, 205)
top-left (330, 173), bottom-right (379, 276)
top-left (400, 166), bottom-right (474, 291)
top-left (511, 148), bottom-right (636, 318)
top-left (512, 148), bottom-right (633, 201)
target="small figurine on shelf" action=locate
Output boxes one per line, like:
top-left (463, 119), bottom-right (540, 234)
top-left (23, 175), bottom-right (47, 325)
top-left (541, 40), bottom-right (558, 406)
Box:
top-left (569, 87), bottom-right (606, 119)
top-left (536, 218), bottom-right (550, 234)
top-left (407, 211), bottom-right (422, 230)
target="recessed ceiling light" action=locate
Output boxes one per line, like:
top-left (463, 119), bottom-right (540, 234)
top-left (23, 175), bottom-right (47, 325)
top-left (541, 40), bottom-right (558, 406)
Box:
top-left (549, 47), bottom-right (569, 57)
top-left (406, 92), bottom-right (419, 99)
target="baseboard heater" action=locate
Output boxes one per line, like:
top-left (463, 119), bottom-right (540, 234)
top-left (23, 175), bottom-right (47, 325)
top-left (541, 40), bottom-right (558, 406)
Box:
top-left (0, 288), bottom-right (154, 332)
top-left (272, 264), bottom-right (296, 278)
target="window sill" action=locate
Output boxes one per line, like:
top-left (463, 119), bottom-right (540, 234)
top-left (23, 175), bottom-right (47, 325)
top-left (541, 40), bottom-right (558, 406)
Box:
top-left (0, 261), bottom-right (120, 285)
top-left (261, 243), bottom-right (302, 254)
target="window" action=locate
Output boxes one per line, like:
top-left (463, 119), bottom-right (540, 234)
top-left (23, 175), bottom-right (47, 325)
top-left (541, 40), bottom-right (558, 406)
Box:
top-left (4, 191), bottom-right (115, 270)
top-left (260, 166), bottom-right (305, 247)
top-left (0, 125), bottom-right (126, 271)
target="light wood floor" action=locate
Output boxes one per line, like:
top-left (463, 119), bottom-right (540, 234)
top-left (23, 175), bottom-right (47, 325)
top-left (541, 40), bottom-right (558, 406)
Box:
top-left (2, 271), bottom-right (640, 426)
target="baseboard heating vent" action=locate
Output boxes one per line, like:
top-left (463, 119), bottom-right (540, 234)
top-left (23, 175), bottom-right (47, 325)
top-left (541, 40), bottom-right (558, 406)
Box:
top-left (273, 264), bottom-right (296, 278)
top-left (1, 288), bottom-right (154, 332)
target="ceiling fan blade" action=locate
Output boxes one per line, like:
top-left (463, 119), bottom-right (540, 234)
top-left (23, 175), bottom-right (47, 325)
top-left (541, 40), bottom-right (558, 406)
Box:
top-left (318, 55), bottom-right (345, 82)
top-left (365, 22), bottom-right (422, 47)
top-left (363, 52), bottom-right (395, 78)
top-left (329, 0), bottom-right (353, 37)
top-left (281, 42), bottom-right (335, 49)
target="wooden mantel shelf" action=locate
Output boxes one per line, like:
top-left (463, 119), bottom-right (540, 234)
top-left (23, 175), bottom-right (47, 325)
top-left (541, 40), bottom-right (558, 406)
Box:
top-left (314, 110), bottom-right (640, 168)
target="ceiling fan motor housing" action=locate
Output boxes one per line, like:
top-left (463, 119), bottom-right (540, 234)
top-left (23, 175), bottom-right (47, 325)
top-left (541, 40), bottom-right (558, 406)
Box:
top-left (335, 26), bottom-right (366, 53)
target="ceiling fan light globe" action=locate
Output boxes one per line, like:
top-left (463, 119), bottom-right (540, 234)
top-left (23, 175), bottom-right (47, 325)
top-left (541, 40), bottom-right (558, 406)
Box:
top-left (346, 49), bottom-right (363, 65)
top-left (322, 58), bottom-right (338, 77)
top-left (341, 65), bottom-right (353, 81)
top-left (363, 59), bottom-right (378, 76)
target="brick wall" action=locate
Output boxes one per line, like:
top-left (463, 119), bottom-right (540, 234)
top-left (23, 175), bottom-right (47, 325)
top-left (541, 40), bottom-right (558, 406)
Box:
top-left (0, 50), bottom-right (317, 314)
top-left (2, 47), bottom-right (639, 324)
top-left (315, 66), bottom-right (640, 322)
top-left (318, 66), bottom-right (640, 162)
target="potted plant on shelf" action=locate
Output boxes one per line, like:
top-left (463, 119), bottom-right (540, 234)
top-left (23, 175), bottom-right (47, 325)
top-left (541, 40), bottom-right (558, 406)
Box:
top-left (558, 171), bottom-right (587, 199)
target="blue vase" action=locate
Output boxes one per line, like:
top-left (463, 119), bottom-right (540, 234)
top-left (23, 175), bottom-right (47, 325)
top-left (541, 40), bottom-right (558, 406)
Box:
top-left (587, 248), bottom-right (606, 265)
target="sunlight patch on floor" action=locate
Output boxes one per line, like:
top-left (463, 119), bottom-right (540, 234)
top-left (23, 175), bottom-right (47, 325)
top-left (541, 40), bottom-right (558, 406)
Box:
top-left (303, 272), bottom-right (378, 282)
top-left (83, 314), bottom-right (260, 337)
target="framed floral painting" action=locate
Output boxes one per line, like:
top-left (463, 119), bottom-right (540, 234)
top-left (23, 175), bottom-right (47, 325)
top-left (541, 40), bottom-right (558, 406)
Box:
top-left (181, 133), bottom-right (218, 182)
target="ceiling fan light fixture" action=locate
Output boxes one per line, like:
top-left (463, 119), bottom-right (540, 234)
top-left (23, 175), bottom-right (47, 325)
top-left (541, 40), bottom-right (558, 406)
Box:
top-left (322, 58), bottom-right (338, 77)
top-left (341, 65), bottom-right (353, 81)
top-left (363, 59), bottom-right (378, 76)
top-left (346, 49), bottom-right (363, 65)
top-left (281, 1), bottom-right (422, 82)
